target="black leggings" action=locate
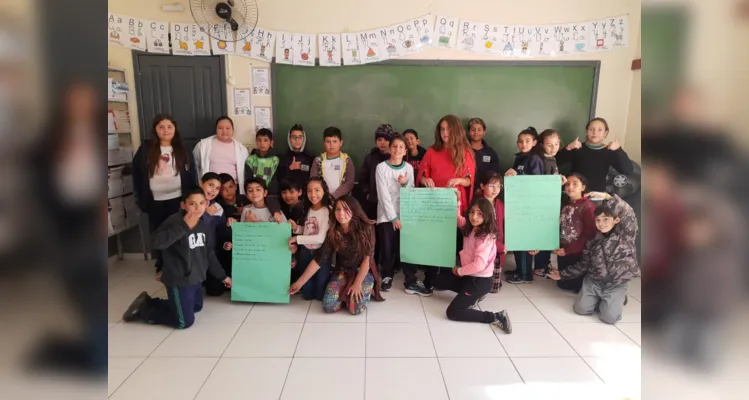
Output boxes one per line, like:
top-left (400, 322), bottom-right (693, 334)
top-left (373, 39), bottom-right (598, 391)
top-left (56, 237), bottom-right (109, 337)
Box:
top-left (434, 273), bottom-right (495, 323)
top-left (376, 222), bottom-right (400, 279)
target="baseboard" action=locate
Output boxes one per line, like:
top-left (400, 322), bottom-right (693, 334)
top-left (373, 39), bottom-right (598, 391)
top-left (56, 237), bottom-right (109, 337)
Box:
top-left (109, 253), bottom-right (150, 264)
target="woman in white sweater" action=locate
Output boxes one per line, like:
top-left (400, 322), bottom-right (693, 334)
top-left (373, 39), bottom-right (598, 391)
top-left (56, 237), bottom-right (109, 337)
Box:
top-left (192, 116), bottom-right (250, 193)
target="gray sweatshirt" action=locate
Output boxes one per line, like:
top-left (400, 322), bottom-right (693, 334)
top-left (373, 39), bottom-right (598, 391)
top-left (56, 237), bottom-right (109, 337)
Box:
top-left (152, 211), bottom-right (227, 287)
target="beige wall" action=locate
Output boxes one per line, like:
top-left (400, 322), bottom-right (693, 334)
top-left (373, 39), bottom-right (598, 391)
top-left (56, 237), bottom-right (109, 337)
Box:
top-left (624, 24), bottom-right (642, 163)
top-left (108, 0), bottom-right (642, 150)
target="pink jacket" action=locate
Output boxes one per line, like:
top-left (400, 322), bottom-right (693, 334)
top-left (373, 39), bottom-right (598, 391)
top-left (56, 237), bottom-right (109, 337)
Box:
top-left (456, 211), bottom-right (497, 277)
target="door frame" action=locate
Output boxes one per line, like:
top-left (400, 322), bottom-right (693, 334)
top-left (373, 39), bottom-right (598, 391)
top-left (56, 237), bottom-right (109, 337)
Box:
top-left (132, 50), bottom-right (229, 145)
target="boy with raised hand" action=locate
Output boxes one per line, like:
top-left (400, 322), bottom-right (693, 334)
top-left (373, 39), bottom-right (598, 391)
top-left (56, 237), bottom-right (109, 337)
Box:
top-left (278, 124), bottom-right (314, 188)
top-left (122, 188), bottom-right (232, 329)
top-left (549, 191), bottom-right (639, 324)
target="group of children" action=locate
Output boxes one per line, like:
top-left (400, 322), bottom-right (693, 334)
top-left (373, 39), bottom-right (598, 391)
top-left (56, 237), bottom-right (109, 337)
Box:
top-left (123, 116), bottom-right (639, 332)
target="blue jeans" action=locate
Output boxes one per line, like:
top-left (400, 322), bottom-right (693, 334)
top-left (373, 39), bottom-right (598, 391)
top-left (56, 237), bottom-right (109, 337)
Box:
top-left (297, 247), bottom-right (332, 301)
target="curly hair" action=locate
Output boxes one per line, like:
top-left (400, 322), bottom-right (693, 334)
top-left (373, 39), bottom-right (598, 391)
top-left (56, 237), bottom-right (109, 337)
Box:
top-left (326, 195), bottom-right (375, 256)
top-left (434, 114), bottom-right (473, 174)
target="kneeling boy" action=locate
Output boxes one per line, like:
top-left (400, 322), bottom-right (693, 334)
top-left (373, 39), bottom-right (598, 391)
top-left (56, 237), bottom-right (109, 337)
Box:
top-left (549, 192), bottom-right (639, 324)
top-left (122, 188), bottom-right (232, 329)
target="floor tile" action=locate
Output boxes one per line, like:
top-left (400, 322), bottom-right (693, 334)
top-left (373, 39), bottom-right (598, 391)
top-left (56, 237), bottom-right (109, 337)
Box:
top-left (494, 322), bottom-right (577, 357)
top-left (110, 357), bottom-right (218, 400)
top-left (295, 323), bottom-right (365, 357)
top-left (621, 298), bottom-right (642, 323)
top-left (366, 358), bottom-right (448, 400)
top-left (555, 323), bottom-right (641, 357)
top-left (244, 297), bottom-right (311, 323)
top-left (108, 323), bottom-right (117, 331)
top-left (223, 323), bottom-right (303, 357)
top-left (627, 278), bottom-right (641, 301)
top-left (584, 355), bottom-right (641, 398)
top-left (107, 357), bottom-right (144, 396)
top-left (280, 358), bottom-right (364, 400)
top-left (616, 323), bottom-right (642, 346)
top-left (511, 357), bottom-right (602, 384)
top-left (108, 323), bottom-right (173, 357)
top-left (196, 296), bottom-right (253, 324)
top-left (439, 358), bottom-right (523, 400)
top-left (479, 297), bottom-right (546, 322)
top-left (484, 282), bottom-right (527, 298)
top-left (195, 358), bottom-right (292, 400)
top-left (528, 297), bottom-right (598, 324)
top-left (429, 323), bottom-right (507, 357)
top-left (151, 322), bottom-right (240, 357)
top-left (366, 323), bottom-right (436, 357)
top-left (516, 279), bottom-right (577, 298)
top-left (366, 297), bottom-right (426, 322)
top-left (511, 358), bottom-right (606, 400)
top-left (305, 302), bottom-right (367, 323)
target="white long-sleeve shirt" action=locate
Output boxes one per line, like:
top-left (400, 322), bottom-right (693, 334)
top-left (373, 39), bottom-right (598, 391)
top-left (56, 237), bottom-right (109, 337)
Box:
top-left (375, 160), bottom-right (414, 224)
top-left (294, 207), bottom-right (330, 250)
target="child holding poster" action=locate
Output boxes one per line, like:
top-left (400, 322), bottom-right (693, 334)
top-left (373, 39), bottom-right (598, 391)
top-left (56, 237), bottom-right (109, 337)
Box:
top-left (432, 196), bottom-right (511, 333)
top-left (288, 177), bottom-right (333, 300)
top-left (289, 195), bottom-right (385, 315)
top-left (504, 127), bottom-right (548, 284)
top-left (553, 173), bottom-right (597, 293)
top-left (375, 134), bottom-right (414, 292)
top-left (241, 178), bottom-right (287, 223)
top-left (478, 171), bottom-right (506, 293)
top-left (549, 191), bottom-right (639, 324)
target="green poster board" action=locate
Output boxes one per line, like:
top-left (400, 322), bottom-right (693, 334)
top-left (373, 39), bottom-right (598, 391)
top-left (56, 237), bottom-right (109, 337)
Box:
top-left (399, 188), bottom-right (457, 268)
top-left (504, 175), bottom-right (561, 251)
top-left (231, 222), bottom-right (292, 303)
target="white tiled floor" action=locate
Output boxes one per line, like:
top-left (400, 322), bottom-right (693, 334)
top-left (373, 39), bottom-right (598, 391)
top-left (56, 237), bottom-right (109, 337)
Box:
top-left (108, 260), bottom-right (642, 399)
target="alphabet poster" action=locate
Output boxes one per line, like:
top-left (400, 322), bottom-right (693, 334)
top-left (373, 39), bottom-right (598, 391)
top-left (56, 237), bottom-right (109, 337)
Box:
top-left (566, 22), bottom-right (591, 54)
top-left (432, 15), bottom-right (459, 49)
top-left (319, 34), bottom-right (342, 66)
top-left (342, 33), bottom-right (361, 66)
top-left (192, 24), bottom-right (212, 56)
top-left (293, 33), bottom-right (316, 66)
top-left (275, 31), bottom-right (295, 65)
top-left (170, 23), bottom-right (193, 55)
top-left (235, 25), bottom-right (256, 57)
top-left (144, 20), bottom-right (169, 54)
top-left (457, 20), bottom-right (479, 53)
top-left (107, 13), bottom-right (125, 46)
top-left (250, 28), bottom-right (275, 63)
top-left (358, 30), bottom-right (388, 64)
top-left (124, 16), bottom-right (146, 51)
top-left (210, 22), bottom-right (236, 55)
top-left (109, 13), bottom-right (629, 60)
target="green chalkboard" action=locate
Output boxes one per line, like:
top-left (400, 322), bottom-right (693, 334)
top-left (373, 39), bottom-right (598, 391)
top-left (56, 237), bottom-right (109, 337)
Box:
top-left (271, 61), bottom-right (597, 170)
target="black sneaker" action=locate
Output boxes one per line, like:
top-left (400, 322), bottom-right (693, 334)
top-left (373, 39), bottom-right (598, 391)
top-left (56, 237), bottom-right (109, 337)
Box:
top-left (404, 281), bottom-right (433, 297)
top-left (381, 277), bottom-right (393, 292)
top-left (122, 291), bottom-right (151, 322)
top-left (533, 268), bottom-right (547, 278)
top-left (506, 273), bottom-right (532, 284)
top-left (492, 310), bottom-right (512, 334)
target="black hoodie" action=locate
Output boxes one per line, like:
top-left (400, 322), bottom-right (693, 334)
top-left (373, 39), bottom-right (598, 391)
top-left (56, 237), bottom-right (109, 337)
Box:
top-left (405, 145), bottom-right (427, 178)
top-left (472, 140), bottom-right (501, 185)
top-left (358, 147), bottom-right (390, 207)
top-left (278, 127), bottom-right (314, 187)
top-left (151, 211), bottom-right (227, 287)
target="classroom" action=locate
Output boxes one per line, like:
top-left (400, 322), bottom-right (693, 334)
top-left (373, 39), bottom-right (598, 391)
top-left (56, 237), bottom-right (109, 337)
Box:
top-left (108, 0), bottom-right (642, 399)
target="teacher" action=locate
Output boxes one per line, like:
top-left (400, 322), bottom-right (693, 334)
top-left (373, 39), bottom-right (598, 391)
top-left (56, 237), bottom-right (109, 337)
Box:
top-left (193, 116), bottom-right (250, 193)
top-left (417, 114), bottom-right (476, 214)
